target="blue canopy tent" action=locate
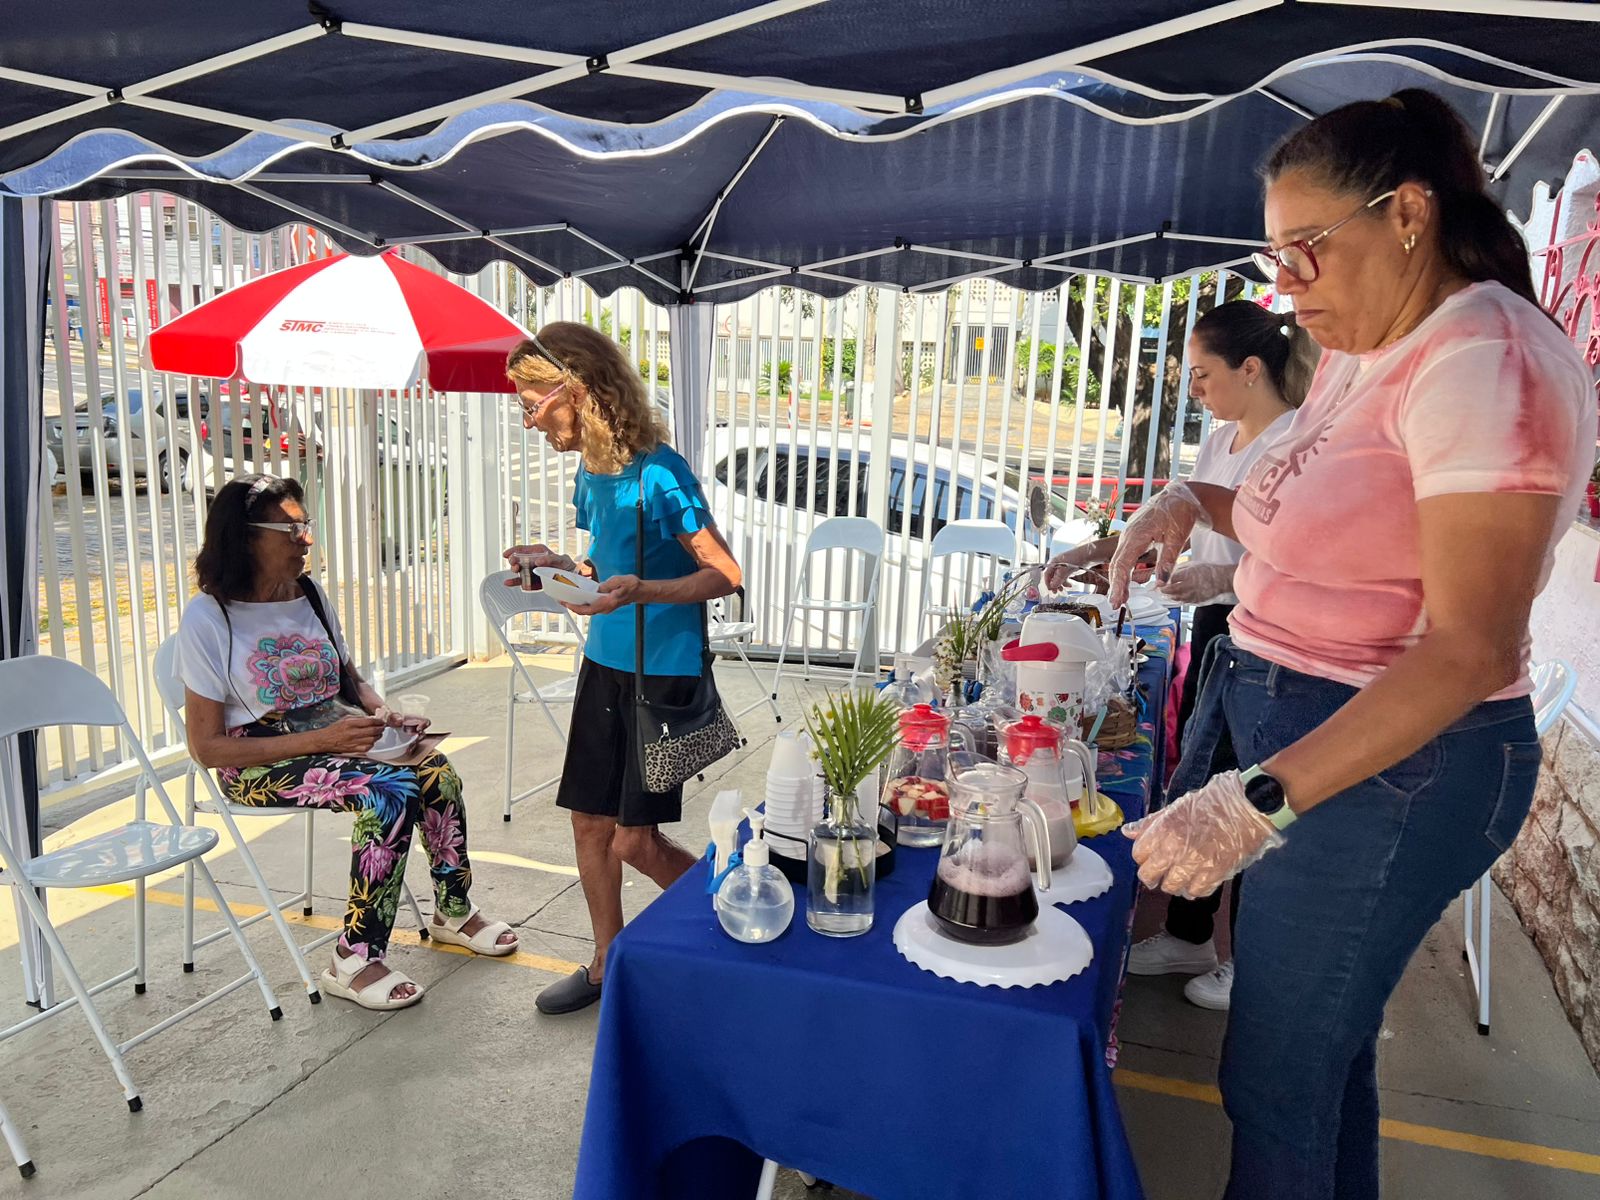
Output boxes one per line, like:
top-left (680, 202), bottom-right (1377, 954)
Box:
top-left (1, 3), bottom-right (1598, 959)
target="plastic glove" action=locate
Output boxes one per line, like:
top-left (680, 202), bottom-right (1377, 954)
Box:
top-left (1106, 483), bottom-right (1207, 609)
top-left (1043, 541), bottom-right (1110, 592)
top-left (1159, 561), bottom-right (1237, 606)
top-left (1121, 770), bottom-right (1284, 898)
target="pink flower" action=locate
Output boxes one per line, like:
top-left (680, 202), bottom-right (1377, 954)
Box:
top-left (357, 822), bottom-right (404, 881)
top-left (282, 767), bottom-right (371, 807)
top-left (421, 804), bottom-right (464, 868)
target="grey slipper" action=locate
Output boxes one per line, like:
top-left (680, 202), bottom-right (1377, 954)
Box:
top-left (536, 966), bottom-right (603, 1015)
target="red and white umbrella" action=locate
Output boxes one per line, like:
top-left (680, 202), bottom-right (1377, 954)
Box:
top-left (147, 249), bottom-right (529, 393)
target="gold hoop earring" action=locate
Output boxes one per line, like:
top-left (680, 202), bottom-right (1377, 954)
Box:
top-left (1403, 234), bottom-right (1417, 255)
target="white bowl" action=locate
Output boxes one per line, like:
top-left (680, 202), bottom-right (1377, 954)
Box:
top-left (366, 727), bottom-right (421, 762)
top-left (534, 566), bottom-right (601, 606)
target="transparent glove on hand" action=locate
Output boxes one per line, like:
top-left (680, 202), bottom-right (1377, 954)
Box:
top-left (1043, 542), bottom-right (1108, 592)
top-left (1159, 561), bottom-right (1236, 606)
top-left (1106, 482), bottom-right (1207, 609)
top-left (1122, 769), bottom-right (1284, 898)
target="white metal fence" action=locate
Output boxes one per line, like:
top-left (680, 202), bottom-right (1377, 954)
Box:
top-left (35, 196), bottom-right (1244, 796)
top-left (495, 275), bottom-right (1248, 665)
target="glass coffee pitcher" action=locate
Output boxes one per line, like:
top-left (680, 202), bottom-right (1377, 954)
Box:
top-left (927, 762), bottom-right (1053, 945)
top-left (882, 704), bottom-right (973, 847)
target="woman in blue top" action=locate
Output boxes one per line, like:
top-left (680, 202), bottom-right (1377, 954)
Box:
top-left (504, 323), bottom-right (742, 1015)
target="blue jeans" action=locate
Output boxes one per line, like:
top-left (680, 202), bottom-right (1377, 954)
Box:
top-left (1171, 639), bottom-right (1540, 1200)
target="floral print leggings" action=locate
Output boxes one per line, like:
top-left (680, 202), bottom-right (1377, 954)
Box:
top-left (221, 750), bottom-right (471, 961)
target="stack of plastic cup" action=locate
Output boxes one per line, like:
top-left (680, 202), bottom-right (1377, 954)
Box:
top-left (763, 729), bottom-right (819, 861)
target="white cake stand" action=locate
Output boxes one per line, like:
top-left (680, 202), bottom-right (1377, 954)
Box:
top-left (1034, 843), bottom-right (1113, 905)
top-left (893, 902), bottom-right (1093, 989)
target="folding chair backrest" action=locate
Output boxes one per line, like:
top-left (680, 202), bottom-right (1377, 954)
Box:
top-left (1531, 660), bottom-right (1576, 737)
top-left (806, 516), bottom-right (884, 558)
top-left (0, 656), bottom-right (129, 740)
top-left (153, 636), bottom-right (187, 717)
top-left (479, 570), bottom-right (568, 635)
top-left (928, 518), bottom-right (1017, 562)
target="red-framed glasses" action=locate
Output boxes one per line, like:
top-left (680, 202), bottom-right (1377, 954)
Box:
top-left (1252, 189), bottom-right (1398, 284)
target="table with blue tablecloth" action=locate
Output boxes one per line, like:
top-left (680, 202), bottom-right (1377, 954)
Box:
top-left (573, 626), bottom-right (1172, 1200)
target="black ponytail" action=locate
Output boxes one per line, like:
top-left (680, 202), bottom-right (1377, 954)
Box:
top-left (1192, 300), bottom-right (1319, 407)
top-left (1262, 88), bottom-right (1539, 309)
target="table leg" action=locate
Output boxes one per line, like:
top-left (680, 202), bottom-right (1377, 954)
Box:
top-left (755, 1158), bottom-right (779, 1200)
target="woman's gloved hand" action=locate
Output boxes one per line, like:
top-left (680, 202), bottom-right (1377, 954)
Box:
top-left (1159, 561), bottom-right (1237, 606)
top-left (1107, 483), bottom-right (1207, 609)
top-left (1122, 770), bottom-right (1284, 898)
top-left (1043, 540), bottom-right (1112, 592)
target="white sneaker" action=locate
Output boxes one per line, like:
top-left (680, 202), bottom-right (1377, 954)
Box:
top-left (1184, 961), bottom-right (1235, 1010)
top-left (1127, 932), bottom-right (1219, 977)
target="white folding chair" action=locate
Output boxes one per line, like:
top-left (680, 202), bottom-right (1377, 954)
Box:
top-left (1462, 658), bottom-right (1575, 1035)
top-left (153, 637), bottom-right (429, 1006)
top-left (918, 518), bottom-right (1027, 640)
top-left (480, 571), bottom-right (587, 822)
top-left (0, 655), bottom-right (280, 1113)
top-left (770, 516), bottom-right (884, 703)
top-left (710, 592), bottom-right (782, 724)
top-left (1465, 659), bottom-right (1574, 1036)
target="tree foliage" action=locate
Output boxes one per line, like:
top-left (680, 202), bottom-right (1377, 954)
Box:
top-left (1061, 272), bottom-right (1251, 482)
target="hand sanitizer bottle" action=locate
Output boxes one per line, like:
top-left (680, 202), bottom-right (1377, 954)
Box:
top-left (716, 810), bottom-right (795, 944)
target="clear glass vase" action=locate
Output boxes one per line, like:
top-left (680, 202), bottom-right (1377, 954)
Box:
top-left (806, 785), bottom-right (877, 937)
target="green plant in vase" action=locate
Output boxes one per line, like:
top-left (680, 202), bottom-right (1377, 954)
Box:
top-left (802, 688), bottom-right (900, 936)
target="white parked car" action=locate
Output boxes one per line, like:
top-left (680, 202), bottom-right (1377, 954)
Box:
top-left (706, 428), bottom-right (1092, 656)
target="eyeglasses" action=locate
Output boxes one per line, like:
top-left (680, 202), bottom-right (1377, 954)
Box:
top-left (1253, 190), bottom-right (1398, 284)
top-left (517, 380), bottom-right (568, 423)
top-left (250, 520), bottom-right (315, 539)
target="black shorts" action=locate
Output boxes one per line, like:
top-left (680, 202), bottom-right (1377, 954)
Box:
top-left (555, 656), bottom-right (701, 827)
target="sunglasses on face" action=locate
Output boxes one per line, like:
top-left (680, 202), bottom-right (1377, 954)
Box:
top-left (1253, 189), bottom-right (1403, 284)
top-left (250, 519), bottom-right (315, 539)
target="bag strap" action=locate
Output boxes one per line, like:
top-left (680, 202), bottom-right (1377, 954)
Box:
top-left (635, 492), bottom-right (647, 703)
top-left (298, 576), bottom-right (364, 708)
top-left (633, 463), bottom-right (712, 706)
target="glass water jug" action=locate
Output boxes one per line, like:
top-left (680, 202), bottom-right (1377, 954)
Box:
top-left (927, 762), bottom-right (1053, 945)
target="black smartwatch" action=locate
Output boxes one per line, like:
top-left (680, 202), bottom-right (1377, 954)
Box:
top-left (1240, 765), bottom-right (1297, 831)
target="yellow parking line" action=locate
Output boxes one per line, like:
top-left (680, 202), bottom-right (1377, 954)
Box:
top-left (1114, 1069), bottom-right (1600, 1177)
top-left (84, 883), bottom-right (583, 978)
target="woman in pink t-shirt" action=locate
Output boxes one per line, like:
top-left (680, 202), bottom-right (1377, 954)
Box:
top-left (1106, 91), bottom-right (1594, 1200)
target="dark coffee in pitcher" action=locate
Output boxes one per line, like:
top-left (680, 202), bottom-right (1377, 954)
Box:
top-left (927, 845), bottom-right (1038, 946)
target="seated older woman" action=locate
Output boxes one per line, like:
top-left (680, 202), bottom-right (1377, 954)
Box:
top-left (175, 473), bottom-right (518, 1010)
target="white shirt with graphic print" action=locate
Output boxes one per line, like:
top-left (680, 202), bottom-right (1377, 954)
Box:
top-left (175, 581), bottom-right (352, 731)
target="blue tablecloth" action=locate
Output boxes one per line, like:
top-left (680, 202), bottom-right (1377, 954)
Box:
top-left (574, 632), bottom-right (1171, 1200)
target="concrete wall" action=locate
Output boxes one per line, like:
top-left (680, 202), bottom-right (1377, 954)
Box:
top-left (1497, 522), bottom-right (1600, 1073)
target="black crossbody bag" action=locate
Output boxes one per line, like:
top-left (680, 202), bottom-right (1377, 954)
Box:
top-left (632, 491), bottom-right (741, 793)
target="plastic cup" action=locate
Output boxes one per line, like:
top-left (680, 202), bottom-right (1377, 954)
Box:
top-left (395, 693), bottom-right (430, 720)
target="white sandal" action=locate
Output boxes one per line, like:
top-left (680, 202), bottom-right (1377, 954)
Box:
top-left (320, 951), bottom-right (424, 1011)
top-left (428, 904), bottom-right (519, 957)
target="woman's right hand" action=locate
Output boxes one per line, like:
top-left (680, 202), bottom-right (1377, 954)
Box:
top-left (502, 543), bottom-right (576, 580)
top-left (317, 715), bottom-right (386, 755)
top-left (1043, 542), bottom-right (1112, 591)
top-left (1107, 483), bottom-right (1207, 608)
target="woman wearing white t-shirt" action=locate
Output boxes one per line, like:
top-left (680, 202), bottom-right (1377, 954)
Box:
top-left (1045, 300), bottom-right (1311, 1008)
top-left (175, 474), bottom-right (519, 1011)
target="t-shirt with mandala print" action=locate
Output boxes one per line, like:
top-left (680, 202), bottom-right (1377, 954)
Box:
top-left (174, 582), bottom-right (351, 730)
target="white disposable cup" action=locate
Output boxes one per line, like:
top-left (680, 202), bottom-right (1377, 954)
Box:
top-left (767, 729), bottom-right (815, 778)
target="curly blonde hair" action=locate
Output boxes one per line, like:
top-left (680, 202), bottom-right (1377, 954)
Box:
top-left (506, 322), bottom-right (669, 474)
